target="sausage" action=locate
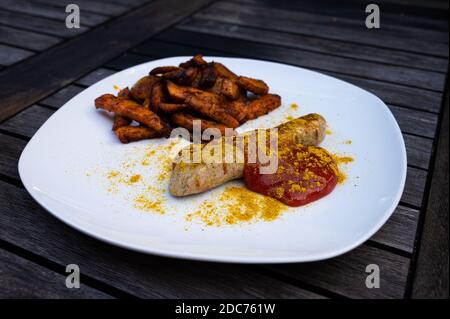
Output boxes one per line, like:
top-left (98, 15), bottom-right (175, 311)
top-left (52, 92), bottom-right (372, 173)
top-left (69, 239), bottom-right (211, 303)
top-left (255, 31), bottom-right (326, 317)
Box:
top-left (169, 113), bottom-right (327, 196)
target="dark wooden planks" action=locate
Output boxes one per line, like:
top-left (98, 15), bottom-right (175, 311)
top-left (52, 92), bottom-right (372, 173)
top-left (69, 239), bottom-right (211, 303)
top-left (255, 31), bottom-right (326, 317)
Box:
top-left (0, 0), bottom-right (109, 27)
top-left (329, 73), bottom-right (442, 113)
top-left (0, 10), bottom-right (88, 38)
top-left (412, 93), bottom-right (449, 298)
top-left (402, 167), bottom-right (427, 207)
top-left (267, 245), bottom-right (410, 298)
top-left (0, 105), bottom-right (55, 138)
top-left (178, 18), bottom-right (448, 72)
top-left (0, 24), bottom-right (61, 51)
top-left (0, 0), bottom-right (213, 122)
top-left (0, 133), bottom-right (27, 180)
top-left (0, 44), bottom-right (34, 66)
top-left (105, 52), bottom-right (156, 71)
top-left (370, 206), bottom-right (419, 253)
top-left (39, 85), bottom-right (85, 108)
top-left (194, 1), bottom-right (449, 57)
top-left (0, 180), bottom-right (322, 298)
top-left (31, 0), bottom-right (130, 16)
top-left (156, 29), bottom-right (446, 91)
top-left (75, 68), bottom-right (116, 86)
top-left (235, 0), bottom-right (449, 32)
top-left (389, 106), bottom-right (438, 139)
top-left (0, 248), bottom-right (112, 298)
top-left (403, 134), bottom-right (433, 170)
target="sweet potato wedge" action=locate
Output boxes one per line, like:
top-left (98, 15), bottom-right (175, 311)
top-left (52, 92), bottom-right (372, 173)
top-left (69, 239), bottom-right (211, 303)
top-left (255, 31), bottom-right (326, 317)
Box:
top-left (166, 80), bottom-right (202, 102)
top-left (213, 62), bottom-right (238, 81)
top-left (171, 112), bottom-right (228, 135)
top-left (95, 94), bottom-right (171, 136)
top-left (149, 81), bottom-right (165, 113)
top-left (114, 125), bottom-right (160, 143)
top-left (186, 93), bottom-right (239, 128)
top-left (130, 75), bottom-right (160, 101)
top-left (237, 76), bottom-right (269, 95)
top-left (158, 102), bottom-right (189, 113)
top-left (179, 54), bottom-right (207, 68)
top-left (112, 115), bottom-right (131, 131)
top-left (149, 66), bottom-right (181, 75)
top-left (246, 94), bottom-right (281, 120)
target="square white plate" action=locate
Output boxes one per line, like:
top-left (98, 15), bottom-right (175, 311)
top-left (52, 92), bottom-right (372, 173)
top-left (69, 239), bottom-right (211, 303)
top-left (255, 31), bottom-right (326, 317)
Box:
top-left (19, 57), bottom-right (406, 263)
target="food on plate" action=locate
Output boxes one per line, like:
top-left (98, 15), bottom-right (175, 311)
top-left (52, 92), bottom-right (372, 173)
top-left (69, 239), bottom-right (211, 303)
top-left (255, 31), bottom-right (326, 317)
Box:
top-left (171, 112), bottom-right (228, 135)
top-left (243, 144), bottom-right (338, 206)
top-left (237, 76), bottom-right (269, 95)
top-left (114, 125), bottom-right (160, 144)
top-left (169, 113), bottom-right (327, 197)
top-left (95, 94), bottom-right (171, 136)
top-left (94, 55), bottom-right (281, 143)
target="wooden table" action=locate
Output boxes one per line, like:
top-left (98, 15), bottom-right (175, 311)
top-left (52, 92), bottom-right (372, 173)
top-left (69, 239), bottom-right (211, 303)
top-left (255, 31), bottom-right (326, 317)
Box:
top-left (0, 0), bottom-right (447, 299)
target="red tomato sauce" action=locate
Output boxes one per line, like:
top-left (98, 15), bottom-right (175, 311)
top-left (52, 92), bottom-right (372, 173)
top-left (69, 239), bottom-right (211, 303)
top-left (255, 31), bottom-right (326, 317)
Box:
top-left (243, 144), bottom-right (339, 207)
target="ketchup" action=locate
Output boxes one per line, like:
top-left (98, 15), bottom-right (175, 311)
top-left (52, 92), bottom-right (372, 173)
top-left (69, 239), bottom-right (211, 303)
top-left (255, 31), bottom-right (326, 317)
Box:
top-left (243, 144), bottom-right (338, 207)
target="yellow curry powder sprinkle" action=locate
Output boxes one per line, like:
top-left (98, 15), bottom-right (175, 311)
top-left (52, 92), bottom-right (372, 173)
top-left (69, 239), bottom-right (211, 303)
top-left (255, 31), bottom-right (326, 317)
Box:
top-left (325, 129), bottom-right (332, 135)
top-left (290, 103), bottom-right (298, 110)
top-left (103, 139), bottom-right (182, 215)
top-left (285, 115), bottom-right (294, 121)
top-left (134, 195), bottom-right (165, 214)
top-left (113, 85), bottom-right (120, 90)
top-left (187, 186), bottom-right (288, 227)
top-left (129, 174), bottom-right (141, 183)
top-left (344, 140), bottom-right (352, 145)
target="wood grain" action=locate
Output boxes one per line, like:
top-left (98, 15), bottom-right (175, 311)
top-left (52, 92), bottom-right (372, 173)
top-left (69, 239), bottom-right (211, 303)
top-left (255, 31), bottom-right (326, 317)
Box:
top-left (0, 0), bottom-right (213, 122)
top-left (0, 24), bottom-right (61, 51)
top-left (0, 248), bottom-right (112, 298)
top-left (0, 0), bottom-right (109, 27)
top-left (179, 18), bottom-right (448, 72)
top-left (0, 44), bottom-right (34, 66)
top-left (0, 180), bottom-right (322, 298)
top-left (412, 92), bottom-right (449, 298)
top-left (267, 245), bottom-right (410, 298)
top-left (0, 10), bottom-right (88, 38)
top-left (194, 1), bottom-right (449, 57)
top-left (155, 29), bottom-right (446, 91)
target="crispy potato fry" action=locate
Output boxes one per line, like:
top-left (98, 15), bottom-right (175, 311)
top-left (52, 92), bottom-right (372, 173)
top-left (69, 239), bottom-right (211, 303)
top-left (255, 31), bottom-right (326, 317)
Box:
top-left (95, 94), bottom-right (171, 136)
top-left (186, 93), bottom-right (239, 128)
top-left (171, 112), bottom-right (229, 135)
top-left (237, 76), bottom-right (269, 95)
top-left (219, 77), bottom-right (240, 100)
top-left (149, 81), bottom-right (165, 113)
top-left (166, 80), bottom-right (202, 102)
top-left (112, 115), bottom-right (131, 131)
top-left (213, 62), bottom-right (238, 81)
top-left (130, 75), bottom-right (160, 101)
top-left (95, 55), bottom-right (283, 143)
top-left (179, 54), bottom-right (207, 68)
top-left (158, 103), bottom-right (189, 113)
top-left (149, 66), bottom-right (181, 75)
top-left (163, 67), bottom-right (199, 85)
top-left (226, 100), bottom-right (247, 122)
top-left (115, 125), bottom-right (160, 143)
top-left (118, 87), bottom-right (131, 99)
top-left (246, 94), bottom-right (281, 120)
top-left (199, 63), bottom-right (216, 88)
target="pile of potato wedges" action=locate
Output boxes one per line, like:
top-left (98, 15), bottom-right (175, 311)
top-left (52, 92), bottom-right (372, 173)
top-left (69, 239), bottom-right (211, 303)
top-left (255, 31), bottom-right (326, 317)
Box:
top-left (95, 55), bottom-right (281, 143)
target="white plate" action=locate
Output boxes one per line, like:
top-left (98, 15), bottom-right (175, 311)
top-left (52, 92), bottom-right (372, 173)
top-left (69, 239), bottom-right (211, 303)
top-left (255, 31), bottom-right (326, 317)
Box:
top-left (19, 57), bottom-right (406, 263)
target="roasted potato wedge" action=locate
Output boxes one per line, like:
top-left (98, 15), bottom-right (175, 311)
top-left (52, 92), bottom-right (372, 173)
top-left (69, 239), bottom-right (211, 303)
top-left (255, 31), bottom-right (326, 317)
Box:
top-left (237, 76), bottom-right (269, 95)
top-left (95, 94), bottom-right (171, 136)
